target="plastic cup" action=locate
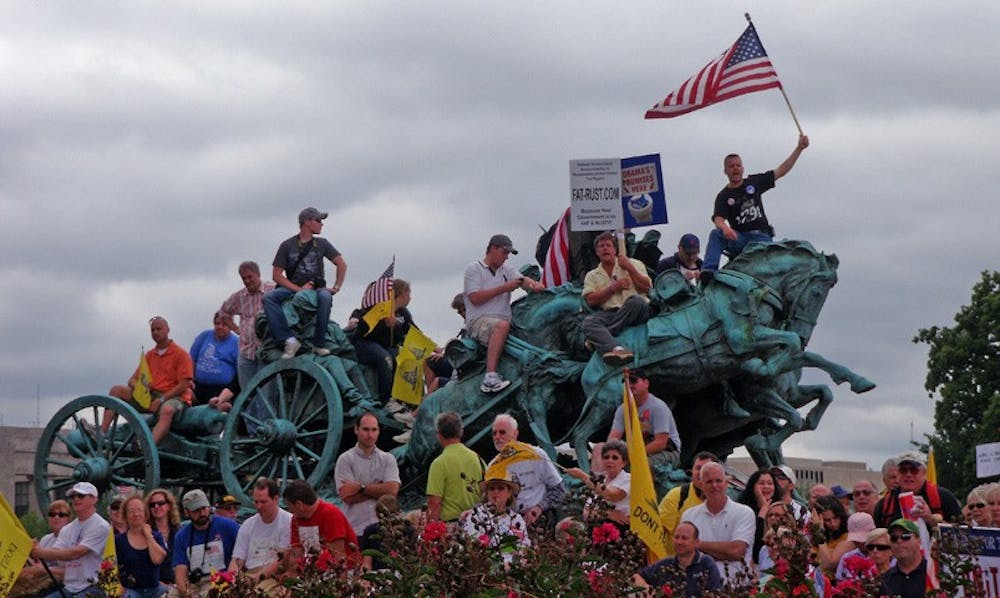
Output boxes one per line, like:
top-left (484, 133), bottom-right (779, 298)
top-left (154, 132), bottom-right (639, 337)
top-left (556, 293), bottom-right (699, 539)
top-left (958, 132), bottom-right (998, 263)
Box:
top-left (898, 491), bottom-right (915, 519)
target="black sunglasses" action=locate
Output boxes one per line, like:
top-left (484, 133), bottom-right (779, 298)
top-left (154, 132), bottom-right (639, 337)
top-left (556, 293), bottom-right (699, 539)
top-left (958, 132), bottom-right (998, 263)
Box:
top-left (970, 502), bottom-right (986, 509)
top-left (866, 544), bottom-right (891, 552)
top-left (48, 511), bottom-right (71, 518)
top-left (890, 533), bottom-right (913, 543)
top-left (149, 500), bottom-right (169, 508)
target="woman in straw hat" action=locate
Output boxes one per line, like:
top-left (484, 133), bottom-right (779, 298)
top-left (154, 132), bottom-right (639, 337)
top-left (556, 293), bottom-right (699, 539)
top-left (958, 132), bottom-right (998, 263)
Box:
top-left (462, 472), bottom-right (531, 563)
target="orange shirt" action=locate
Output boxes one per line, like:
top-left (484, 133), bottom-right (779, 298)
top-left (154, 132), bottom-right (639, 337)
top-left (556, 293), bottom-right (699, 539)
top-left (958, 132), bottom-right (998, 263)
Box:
top-left (133, 341), bottom-right (193, 405)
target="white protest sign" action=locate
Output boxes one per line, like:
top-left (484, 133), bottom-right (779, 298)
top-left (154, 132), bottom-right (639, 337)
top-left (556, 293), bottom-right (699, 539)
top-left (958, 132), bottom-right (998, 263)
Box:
top-left (978, 442), bottom-right (1000, 478)
top-left (569, 159), bottom-right (622, 231)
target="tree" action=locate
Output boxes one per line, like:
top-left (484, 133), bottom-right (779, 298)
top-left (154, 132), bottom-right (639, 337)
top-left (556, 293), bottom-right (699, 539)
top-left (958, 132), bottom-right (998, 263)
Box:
top-left (914, 270), bottom-right (1000, 497)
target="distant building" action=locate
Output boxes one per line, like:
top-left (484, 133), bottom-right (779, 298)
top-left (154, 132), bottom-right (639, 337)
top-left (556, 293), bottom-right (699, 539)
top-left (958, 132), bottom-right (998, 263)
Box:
top-left (728, 456), bottom-right (883, 493)
top-left (0, 425), bottom-right (70, 517)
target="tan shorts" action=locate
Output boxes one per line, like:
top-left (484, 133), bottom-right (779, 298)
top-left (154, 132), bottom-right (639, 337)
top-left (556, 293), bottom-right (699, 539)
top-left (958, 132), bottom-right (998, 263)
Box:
top-left (466, 316), bottom-right (507, 346)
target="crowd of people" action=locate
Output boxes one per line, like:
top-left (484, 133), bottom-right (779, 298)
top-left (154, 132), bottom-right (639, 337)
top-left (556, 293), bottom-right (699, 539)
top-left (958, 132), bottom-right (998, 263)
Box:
top-left (19, 414), bottom-right (994, 598)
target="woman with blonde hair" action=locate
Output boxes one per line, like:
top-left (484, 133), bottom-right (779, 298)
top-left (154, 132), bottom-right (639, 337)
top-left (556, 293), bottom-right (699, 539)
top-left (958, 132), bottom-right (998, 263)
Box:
top-left (967, 485), bottom-right (992, 527)
top-left (117, 495), bottom-right (167, 598)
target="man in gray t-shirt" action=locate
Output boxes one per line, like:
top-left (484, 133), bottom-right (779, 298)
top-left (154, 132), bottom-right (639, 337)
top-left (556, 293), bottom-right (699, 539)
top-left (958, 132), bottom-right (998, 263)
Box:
top-left (463, 234), bottom-right (543, 393)
top-left (608, 369), bottom-right (680, 466)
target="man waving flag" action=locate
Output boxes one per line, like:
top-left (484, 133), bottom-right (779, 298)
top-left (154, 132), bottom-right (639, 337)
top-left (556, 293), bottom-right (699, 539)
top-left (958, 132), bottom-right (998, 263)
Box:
top-left (645, 21), bottom-right (782, 119)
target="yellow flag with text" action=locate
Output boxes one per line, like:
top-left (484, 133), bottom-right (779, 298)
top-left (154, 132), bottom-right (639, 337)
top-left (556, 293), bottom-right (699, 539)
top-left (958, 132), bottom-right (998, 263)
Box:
top-left (101, 526), bottom-right (124, 597)
top-left (391, 326), bottom-right (438, 405)
top-left (624, 379), bottom-right (667, 561)
top-left (0, 492), bottom-right (32, 597)
top-left (132, 349), bottom-right (153, 409)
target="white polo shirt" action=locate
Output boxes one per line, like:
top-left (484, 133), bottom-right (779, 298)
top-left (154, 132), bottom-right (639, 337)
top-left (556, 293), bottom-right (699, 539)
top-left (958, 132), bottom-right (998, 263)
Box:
top-left (681, 497), bottom-right (755, 581)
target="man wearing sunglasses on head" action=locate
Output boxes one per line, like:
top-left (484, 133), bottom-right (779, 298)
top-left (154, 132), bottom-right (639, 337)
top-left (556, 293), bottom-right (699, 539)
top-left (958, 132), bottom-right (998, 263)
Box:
top-left (30, 482), bottom-right (111, 598)
top-left (873, 450), bottom-right (962, 528)
top-left (879, 519), bottom-right (927, 598)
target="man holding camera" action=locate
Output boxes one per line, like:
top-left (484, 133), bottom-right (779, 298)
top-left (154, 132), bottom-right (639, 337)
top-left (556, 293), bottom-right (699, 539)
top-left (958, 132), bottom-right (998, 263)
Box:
top-left (263, 207), bottom-right (347, 359)
top-left (463, 234), bottom-right (544, 393)
top-left (170, 489), bottom-right (241, 597)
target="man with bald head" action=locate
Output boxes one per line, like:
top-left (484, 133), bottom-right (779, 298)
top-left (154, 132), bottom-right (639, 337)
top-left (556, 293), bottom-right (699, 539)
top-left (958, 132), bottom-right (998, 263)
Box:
top-left (486, 413), bottom-right (565, 526)
top-left (104, 316), bottom-right (193, 444)
top-left (681, 461), bottom-right (755, 583)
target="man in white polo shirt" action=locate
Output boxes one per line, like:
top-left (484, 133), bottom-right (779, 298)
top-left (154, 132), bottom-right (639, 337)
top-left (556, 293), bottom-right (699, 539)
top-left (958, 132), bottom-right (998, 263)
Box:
top-left (31, 482), bottom-right (111, 598)
top-left (681, 462), bottom-right (755, 584)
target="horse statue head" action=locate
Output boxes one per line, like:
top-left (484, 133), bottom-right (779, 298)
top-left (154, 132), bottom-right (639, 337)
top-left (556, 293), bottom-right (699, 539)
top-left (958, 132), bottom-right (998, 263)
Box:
top-left (724, 240), bottom-right (839, 347)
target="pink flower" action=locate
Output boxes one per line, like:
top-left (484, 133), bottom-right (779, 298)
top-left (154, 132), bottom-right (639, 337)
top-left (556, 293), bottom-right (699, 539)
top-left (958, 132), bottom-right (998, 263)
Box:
top-left (843, 553), bottom-right (876, 577)
top-left (479, 534), bottom-right (491, 547)
top-left (661, 585), bottom-right (674, 596)
top-left (774, 557), bottom-right (790, 577)
top-left (591, 522), bottom-right (621, 545)
top-left (422, 521), bottom-right (448, 542)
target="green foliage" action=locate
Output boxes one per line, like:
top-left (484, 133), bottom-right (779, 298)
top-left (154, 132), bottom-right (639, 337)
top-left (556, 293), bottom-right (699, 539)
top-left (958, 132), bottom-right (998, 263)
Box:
top-left (19, 510), bottom-right (47, 538)
top-left (914, 270), bottom-right (1000, 497)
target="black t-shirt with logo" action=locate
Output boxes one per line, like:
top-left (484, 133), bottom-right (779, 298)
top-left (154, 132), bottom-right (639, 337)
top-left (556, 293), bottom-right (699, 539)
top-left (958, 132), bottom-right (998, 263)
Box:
top-left (712, 171), bottom-right (776, 234)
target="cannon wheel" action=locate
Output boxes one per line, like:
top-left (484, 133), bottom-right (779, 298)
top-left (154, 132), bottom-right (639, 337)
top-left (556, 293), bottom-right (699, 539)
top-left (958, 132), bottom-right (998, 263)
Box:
top-left (34, 394), bottom-right (159, 511)
top-left (220, 358), bottom-right (343, 503)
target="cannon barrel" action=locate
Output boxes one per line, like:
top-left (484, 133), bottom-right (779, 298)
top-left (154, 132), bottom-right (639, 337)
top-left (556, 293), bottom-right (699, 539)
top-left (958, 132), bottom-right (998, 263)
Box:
top-left (171, 405), bottom-right (228, 437)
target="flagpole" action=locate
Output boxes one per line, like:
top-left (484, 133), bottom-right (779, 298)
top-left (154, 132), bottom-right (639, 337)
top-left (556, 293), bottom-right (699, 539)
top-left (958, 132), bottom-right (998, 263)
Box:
top-left (745, 13), bottom-right (804, 136)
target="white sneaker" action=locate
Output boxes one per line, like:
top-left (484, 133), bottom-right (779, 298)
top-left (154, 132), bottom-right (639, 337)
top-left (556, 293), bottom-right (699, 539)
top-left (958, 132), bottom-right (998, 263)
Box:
top-left (385, 399), bottom-right (407, 414)
top-left (480, 372), bottom-right (511, 393)
top-left (281, 338), bottom-right (302, 359)
top-left (312, 346), bottom-right (331, 356)
top-left (393, 411), bottom-right (416, 426)
top-left (392, 430), bottom-right (412, 444)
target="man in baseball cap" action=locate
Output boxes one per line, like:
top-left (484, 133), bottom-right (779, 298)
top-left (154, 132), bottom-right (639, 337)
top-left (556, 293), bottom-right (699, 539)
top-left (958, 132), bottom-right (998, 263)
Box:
top-left (30, 482), bottom-right (111, 598)
top-left (654, 233), bottom-right (704, 284)
top-left (879, 518), bottom-right (925, 598)
top-left (172, 489), bottom-right (241, 595)
top-left (873, 449), bottom-right (962, 527)
top-left (463, 233), bottom-right (543, 393)
top-left (215, 495), bottom-right (241, 520)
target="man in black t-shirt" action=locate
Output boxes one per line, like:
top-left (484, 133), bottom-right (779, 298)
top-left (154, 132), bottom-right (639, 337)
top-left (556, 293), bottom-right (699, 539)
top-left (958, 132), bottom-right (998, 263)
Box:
top-left (702, 135), bottom-right (809, 279)
top-left (263, 207), bottom-right (347, 358)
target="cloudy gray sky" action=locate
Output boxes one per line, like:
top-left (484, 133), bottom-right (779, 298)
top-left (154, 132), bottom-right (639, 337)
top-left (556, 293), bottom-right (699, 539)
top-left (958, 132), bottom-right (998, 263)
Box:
top-left (2, 2), bottom-right (994, 472)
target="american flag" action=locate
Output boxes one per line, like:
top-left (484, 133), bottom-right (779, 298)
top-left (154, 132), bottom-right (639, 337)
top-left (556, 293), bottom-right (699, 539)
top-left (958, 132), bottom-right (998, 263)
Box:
top-left (542, 208), bottom-right (571, 287)
top-left (645, 23), bottom-right (782, 119)
top-left (361, 259), bottom-right (394, 309)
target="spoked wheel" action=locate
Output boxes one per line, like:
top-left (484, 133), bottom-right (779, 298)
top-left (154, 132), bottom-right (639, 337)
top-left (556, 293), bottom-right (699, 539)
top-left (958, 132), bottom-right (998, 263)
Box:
top-left (34, 394), bottom-right (159, 511)
top-left (220, 358), bottom-right (343, 503)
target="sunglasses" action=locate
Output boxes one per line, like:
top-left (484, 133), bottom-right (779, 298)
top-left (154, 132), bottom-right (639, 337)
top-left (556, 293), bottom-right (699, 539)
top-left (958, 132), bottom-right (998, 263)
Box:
top-left (969, 502), bottom-right (987, 509)
top-left (866, 544), bottom-right (892, 552)
top-left (110, 504), bottom-right (122, 511)
top-left (897, 463), bottom-right (921, 474)
top-left (853, 489), bottom-right (874, 497)
top-left (149, 500), bottom-right (169, 508)
top-left (48, 512), bottom-right (71, 518)
top-left (890, 533), bottom-right (914, 543)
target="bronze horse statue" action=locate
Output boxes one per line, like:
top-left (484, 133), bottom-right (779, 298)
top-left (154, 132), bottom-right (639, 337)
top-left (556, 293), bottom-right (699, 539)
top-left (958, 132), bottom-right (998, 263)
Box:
top-left (396, 240), bottom-right (874, 484)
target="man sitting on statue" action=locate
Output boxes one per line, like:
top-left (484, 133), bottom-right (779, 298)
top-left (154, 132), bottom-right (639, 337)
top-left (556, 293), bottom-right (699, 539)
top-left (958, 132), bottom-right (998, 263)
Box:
top-left (463, 234), bottom-right (544, 393)
top-left (607, 368), bottom-right (680, 467)
top-left (581, 231), bottom-right (652, 366)
top-left (654, 232), bottom-right (703, 284)
top-left (103, 316), bottom-right (193, 445)
top-left (701, 134), bottom-right (809, 283)
top-left (263, 207), bottom-right (347, 359)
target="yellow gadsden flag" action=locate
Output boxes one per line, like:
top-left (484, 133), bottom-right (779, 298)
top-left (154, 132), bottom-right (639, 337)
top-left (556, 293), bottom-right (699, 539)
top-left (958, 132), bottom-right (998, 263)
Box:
top-left (0, 492), bottom-right (33, 598)
top-left (623, 378), bottom-right (668, 561)
top-left (132, 349), bottom-right (153, 409)
top-left (391, 326), bottom-right (438, 406)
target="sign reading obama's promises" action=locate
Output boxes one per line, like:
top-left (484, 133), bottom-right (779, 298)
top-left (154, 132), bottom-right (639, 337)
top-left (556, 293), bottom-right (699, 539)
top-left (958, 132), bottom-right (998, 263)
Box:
top-left (570, 154), bottom-right (666, 231)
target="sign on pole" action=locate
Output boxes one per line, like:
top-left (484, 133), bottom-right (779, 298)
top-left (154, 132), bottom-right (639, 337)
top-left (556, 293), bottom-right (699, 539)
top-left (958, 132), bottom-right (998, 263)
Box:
top-left (569, 159), bottom-right (622, 231)
top-left (570, 155), bottom-right (666, 231)
top-left (620, 154), bottom-right (667, 228)
top-left (978, 442), bottom-right (1000, 478)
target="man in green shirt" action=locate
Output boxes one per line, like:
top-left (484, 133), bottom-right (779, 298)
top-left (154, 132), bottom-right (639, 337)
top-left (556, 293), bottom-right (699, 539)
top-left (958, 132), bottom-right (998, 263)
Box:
top-left (426, 411), bottom-right (485, 522)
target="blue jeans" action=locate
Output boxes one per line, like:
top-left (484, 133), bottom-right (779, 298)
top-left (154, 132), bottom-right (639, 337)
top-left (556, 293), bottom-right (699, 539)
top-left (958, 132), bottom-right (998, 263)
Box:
top-left (124, 587), bottom-right (167, 598)
top-left (46, 586), bottom-right (103, 598)
top-left (702, 228), bottom-right (773, 270)
top-left (354, 339), bottom-right (397, 402)
top-left (238, 354), bottom-right (272, 433)
top-left (263, 286), bottom-right (332, 347)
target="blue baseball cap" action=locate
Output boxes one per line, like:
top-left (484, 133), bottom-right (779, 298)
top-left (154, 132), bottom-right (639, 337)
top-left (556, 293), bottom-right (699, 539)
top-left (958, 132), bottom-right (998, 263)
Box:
top-left (679, 233), bottom-right (700, 252)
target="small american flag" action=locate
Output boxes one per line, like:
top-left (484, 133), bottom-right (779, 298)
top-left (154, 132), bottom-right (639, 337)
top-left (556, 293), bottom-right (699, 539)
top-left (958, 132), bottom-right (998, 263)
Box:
top-left (542, 208), bottom-right (571, 287)
top-left (362, 259), bottom-right (394, 309)
top-left (645, 23), bottom-right (782, 119)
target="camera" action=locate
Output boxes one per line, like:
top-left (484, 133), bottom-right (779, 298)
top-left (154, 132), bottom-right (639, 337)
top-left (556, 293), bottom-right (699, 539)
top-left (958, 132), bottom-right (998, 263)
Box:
top-left (189, 569), bottom-right (205, 583)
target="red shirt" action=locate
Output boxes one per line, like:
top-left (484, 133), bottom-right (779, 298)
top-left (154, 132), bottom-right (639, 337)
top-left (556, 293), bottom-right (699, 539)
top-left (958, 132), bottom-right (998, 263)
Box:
top-left (290, 500), bottom-right (360, 565)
